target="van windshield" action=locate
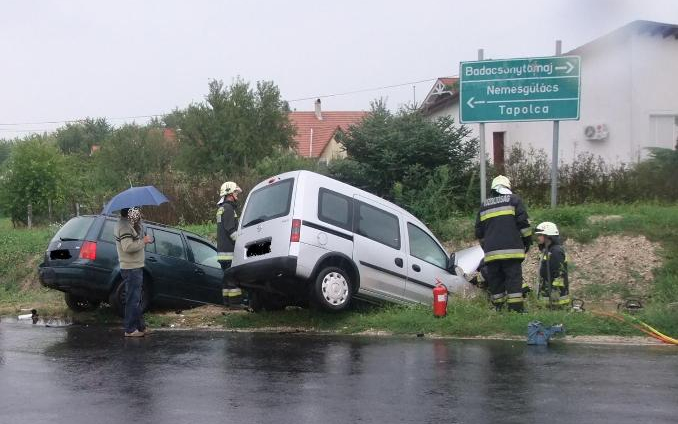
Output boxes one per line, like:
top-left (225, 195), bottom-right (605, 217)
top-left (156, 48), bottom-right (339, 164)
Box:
top-left (242, 178), bottom-right (294, 228)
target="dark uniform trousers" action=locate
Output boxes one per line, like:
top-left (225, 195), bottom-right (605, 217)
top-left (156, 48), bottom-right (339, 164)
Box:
top-left (485, 260), bottom-right (524, 311)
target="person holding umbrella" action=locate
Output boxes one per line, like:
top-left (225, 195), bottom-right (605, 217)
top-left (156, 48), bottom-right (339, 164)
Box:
top-left (104, 185), bottom-right (169, 337)
top-left (115, 207), bottom-right (154, 337)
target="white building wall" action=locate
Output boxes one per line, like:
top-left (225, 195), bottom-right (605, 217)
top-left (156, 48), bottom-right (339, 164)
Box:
top-left (433, 27), bottom-right (678, 165)
top-left (631, 31), bottom-right (678, 161)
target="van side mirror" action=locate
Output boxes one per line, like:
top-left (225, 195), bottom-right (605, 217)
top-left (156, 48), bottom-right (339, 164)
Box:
top-left (447, 254), bottom-right (456, 274)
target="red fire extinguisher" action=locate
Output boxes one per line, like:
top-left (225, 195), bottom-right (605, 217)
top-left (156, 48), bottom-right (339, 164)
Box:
top-left (433, 279), bottom-right (448, 318)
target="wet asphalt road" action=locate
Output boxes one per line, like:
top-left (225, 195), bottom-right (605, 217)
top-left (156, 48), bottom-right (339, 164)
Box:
top-left (1, 320), bottom-right (677, 424)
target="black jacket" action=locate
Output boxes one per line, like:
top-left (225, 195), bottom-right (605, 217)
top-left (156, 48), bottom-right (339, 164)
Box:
top-left (216, 200), bottom-right (238, 261)
top-left (475, 193), bottom-right (532, 262)
top-left (539, 237), bottom-right (568, 290)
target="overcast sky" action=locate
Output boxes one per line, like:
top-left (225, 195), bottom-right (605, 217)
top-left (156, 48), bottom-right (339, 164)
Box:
top-left (1, 0), bottom-right (677, 138)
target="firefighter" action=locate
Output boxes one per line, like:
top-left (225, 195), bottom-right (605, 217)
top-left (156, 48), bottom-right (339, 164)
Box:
top-left (217, 181), bottom-right (244, 309)
top-left (535, 221), bottom-right (570, 308)
top-left (475, 175), bottom-right (532, 312)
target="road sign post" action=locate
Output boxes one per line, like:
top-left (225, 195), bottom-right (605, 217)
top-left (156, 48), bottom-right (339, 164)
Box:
top-left (478, 48), bottom-right (486, 202)
top-left (551, 40), bottom-right (563, 208)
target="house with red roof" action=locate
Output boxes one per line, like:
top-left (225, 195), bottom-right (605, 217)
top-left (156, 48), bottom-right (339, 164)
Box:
top-left (289, 99), bottom-right (368, 162)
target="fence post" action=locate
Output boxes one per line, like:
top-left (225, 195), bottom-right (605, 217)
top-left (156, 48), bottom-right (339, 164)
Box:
top-left (48, 199), bottom-right (53, 223)
top-left (27, 203), bottom-right (33, 229)
top-left (76, 203), bottom-right (80, 217)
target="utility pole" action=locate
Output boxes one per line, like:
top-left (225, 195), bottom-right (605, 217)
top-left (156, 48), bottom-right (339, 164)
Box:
top-left (551, 40), bottom-right (562, 208)
top-left (478, 48), bottom-right (486, 202)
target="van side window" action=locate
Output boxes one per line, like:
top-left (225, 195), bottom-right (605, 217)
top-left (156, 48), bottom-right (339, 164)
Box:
top-left (318, 188), bottom-right (353, 231)
top-left (356, 202), bottom-right (401, 249)
top-left (407, 223), bottom-right (447, 269)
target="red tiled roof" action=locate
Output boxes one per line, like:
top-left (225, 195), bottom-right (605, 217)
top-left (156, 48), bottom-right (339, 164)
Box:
top-left (289, 111), bottom-right (368, 158)
top-left (438, 77), bottom-right (459, 87)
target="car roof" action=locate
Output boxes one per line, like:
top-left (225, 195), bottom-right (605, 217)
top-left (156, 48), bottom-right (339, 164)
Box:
top-left (99, 214), bottom-right (213, 245)
top-left (255, 170), bottom-right (431, 231)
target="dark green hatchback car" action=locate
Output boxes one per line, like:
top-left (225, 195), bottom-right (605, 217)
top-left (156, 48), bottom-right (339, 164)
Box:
top-left (39, 215), bottom-right (224, 314)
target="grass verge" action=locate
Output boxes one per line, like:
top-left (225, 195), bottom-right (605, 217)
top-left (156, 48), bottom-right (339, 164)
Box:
top-left (1, 203), bottom-right (677, 340)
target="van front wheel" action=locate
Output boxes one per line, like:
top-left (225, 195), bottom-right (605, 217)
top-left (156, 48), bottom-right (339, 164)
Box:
top-left (312, 267), bottom-right (352, 312)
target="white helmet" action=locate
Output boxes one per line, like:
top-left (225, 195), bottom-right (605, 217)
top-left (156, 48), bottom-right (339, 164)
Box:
top-left (220, 181), bottom-right (242, 197)
top-left (535, 221), bottom-right (559, 236)
top-left (491, 175), bottom-right (512, 194)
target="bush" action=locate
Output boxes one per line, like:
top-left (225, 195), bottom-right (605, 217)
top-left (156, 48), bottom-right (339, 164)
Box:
top-left (503, 143), bottom-right (678, 207)
top-left (329, 101), bottom-right (478, 220)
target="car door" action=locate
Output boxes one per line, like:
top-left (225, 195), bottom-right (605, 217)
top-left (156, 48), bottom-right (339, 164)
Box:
top-left (405, 222), bottom-right (453, 304)
top-left (352, 195), bottom-right (408, 302)
top-left (186, 236), bottom-right (224, 305)
top-left (146, 228), bottom-right (195, 302)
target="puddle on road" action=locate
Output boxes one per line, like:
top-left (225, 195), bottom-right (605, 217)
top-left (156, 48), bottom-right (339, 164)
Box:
top-left (0, 315), bottom-right (74, 327)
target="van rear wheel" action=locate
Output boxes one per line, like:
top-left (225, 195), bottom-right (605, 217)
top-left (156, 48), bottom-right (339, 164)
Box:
top-left (312, 267), bottom-right (352, 312)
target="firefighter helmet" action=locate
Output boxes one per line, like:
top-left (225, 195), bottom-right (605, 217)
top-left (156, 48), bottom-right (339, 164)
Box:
top-left (535, 221), bottom-right (559, 236)
top-left (219, 182), bottom-right (242, 197)
top-left (491, 175), bottom-right (511, 190)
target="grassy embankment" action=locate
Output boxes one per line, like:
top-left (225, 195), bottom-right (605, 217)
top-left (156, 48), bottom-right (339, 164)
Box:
top-left (1, 203), bottom-right (677, 338)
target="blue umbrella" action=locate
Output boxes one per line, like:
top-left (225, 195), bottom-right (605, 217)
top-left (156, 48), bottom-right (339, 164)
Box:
top-left (102, 186), bottom-right (169, 214)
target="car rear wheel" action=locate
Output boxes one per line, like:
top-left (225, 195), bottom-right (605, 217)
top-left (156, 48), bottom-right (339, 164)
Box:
top-left (312, 266), bottom-right (352, 312)
top-left (109, 280), bottom-right (151, 317)
top-left (64, 293), bottom-right (100, 312)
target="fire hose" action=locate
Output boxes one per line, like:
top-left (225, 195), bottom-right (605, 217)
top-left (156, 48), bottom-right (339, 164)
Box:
top-left (591, 311), bottom-right (678, 345)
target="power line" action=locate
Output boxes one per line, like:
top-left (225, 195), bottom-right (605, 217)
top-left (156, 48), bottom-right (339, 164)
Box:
top-left (0, 77), bottom-right (439, 129)
top-left (286, 78), bottom-right (436, 103)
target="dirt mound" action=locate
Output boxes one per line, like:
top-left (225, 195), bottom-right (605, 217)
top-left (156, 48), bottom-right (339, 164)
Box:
top-left (522, 235), bottom-right (661, 301)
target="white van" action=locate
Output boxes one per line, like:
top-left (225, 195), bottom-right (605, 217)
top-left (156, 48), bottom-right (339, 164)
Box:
top-left (226, 170), bottom-right (482, 312)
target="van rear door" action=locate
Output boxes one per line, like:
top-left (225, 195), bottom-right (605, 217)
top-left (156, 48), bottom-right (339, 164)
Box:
top-left (235, 177), bottom-right (296, 265)
top-left (352, 195), bottom-right (408, 302)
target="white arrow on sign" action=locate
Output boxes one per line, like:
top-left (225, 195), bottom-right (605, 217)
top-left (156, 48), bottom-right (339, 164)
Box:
top-left (466, 97), bottom-right (486, 109)
top-left (554, 61), bottom-right (575, 74)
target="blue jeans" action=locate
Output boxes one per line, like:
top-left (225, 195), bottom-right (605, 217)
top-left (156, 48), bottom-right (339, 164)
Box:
top-left (122, 268), bottom-right (146, 333)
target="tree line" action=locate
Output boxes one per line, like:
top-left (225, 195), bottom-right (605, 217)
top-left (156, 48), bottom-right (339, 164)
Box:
top-left (1, 77), bottom-right (676, 231)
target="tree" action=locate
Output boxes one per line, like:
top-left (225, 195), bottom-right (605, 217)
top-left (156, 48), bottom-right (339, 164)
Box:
top-left (0, 141), bottom-right (12, 167)
top-left (329, 101), bottom-right (478, 220)
top-left (167, 79), bottom-right (296, 174)
top-left (55, 117), bottom-right (112, 155)
top-left (93, 124), bottom-right (176, 191)
top-left (0, 135), bottom-right (67, 224)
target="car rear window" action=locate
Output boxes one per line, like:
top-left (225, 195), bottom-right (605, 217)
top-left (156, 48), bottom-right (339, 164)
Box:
top-left (242, 178), bottom-right (294, 228)
top-left (52, 216), bottom-right (95, 242)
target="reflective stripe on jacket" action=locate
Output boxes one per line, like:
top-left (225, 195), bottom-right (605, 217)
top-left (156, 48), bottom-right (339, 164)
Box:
top-left (475, 193), bottom-right (531, 262)
top-left (539, 241), bottom-right (568, 290)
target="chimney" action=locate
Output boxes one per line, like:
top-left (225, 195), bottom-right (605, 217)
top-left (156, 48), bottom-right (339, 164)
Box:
top-left (314, 98), bottom-right (322, 120)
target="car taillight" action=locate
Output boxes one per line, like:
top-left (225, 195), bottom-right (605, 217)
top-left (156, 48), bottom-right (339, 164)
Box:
top-left (80, 241), bottom-right (97, 261)
top-left (290, 219), bottom-right (301, 242)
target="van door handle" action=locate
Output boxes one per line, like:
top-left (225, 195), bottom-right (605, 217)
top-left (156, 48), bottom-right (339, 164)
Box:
top-left (394, 258), bottom-right (403, 268)
top-left (412, 264), bottom-right (421, 272)
top-left (147, 256), bottom-right (157, 263)
top-left (194, 268), bottom-right (205, 275)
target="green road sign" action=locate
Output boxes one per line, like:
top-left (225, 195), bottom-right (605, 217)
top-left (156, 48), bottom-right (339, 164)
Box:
top-left (459, 56), bottom-right (580, 123)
